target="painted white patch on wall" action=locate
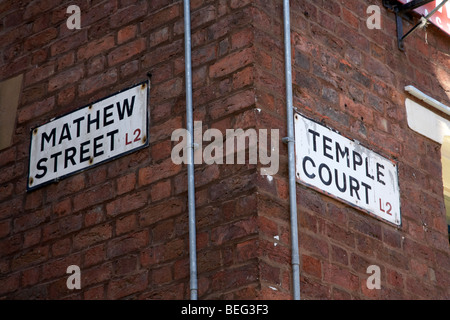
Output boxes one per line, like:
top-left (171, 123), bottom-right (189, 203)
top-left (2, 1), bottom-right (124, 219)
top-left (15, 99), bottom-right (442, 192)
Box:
top-left (405, 98), bottom-right (450, 144)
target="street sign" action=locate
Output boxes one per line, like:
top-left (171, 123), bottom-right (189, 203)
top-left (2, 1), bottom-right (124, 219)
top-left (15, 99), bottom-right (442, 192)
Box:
top-left (294, 113), bottom-right (401, 226)
top-left (28, 81), bottom-right (149, 191)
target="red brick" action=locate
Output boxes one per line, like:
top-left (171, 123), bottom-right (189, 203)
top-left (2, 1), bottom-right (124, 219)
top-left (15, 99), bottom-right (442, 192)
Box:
top-left (23, 228), bottom-right (41, 248)
top-left (331, 245), bottom-right (349, 266)
top-left (151, 265), bottom-right (173, 285)
top-left (21, 267), bottom-right (40, 287)
top-left (342, 7), bottom-right (359, 29)
top-left (50, 30), bottom-right (87, 56)
top-left (48, 65), bottom-right (84, 92)
top-left (41, 214), bottom-right (83, 242)
top-left (148, 238), bottom-right (186, 264)
top-left (83, 1), bottom-right (117, 26)
top-left (120, 60), bottom-right (139, 78)
top-left (17, 96), bottom-right (54, 124)
top-left (348, 215), bottom-right (382, 240)
top-left (232, 66), bottom-right (254, 89)
top-left (117, 25), bottom-right (137, 44)
top-left (73, 223), bottom-right (113, 250)
top-left (78, 68), bottom-right (118, 96)
top-left (230, 0), bottom-right (252, 9)
top-left (77, 35), bottom-right (116, 60)
top-left (149, 27), bottom-right (170, 47)
top-left (151, 219), bottom-right (174, 244)
top-left (114, 255), bottom-right (138, 275)
top-left (151, 140), bottom-right (172, 162)
top-left (150, 180), bottom-right (171, 202)
top-left (141, 282), bottom-right (185, 299)
top-left (23, 0), bottom-right (56, 19)
top-left (87, 56), bottom-right (106, 76)
top-left (139, 198), bottom-right (184, 227)
top-left (106, 191), bottom-right (147, 217)
top-left (323, 261), bottom-right (359, 292)
top-left (209, 89), bottom-right (255, 119)
top-left (73, 183), bottom-right (113, 212)
top-left (211, 217), bottom-right (258, 245)
top-left (141, 39), bottom-right (183, 68)
top-left (11, 246), bottom-right (49, 271)
top-left (301, 254), bottom-right (322, 278)
top-left (13, 209), bottom-right (50, 233)
top-left (192, 43), bottom-right (217, 67)
top-left (107, 38), bottom-right (146, 66)
top-left (57, 52), bottom-right (75, 71)
top-left (211, 263), bottom-right (258, 292)
top-left (110, 1), bottom-right (148, 28)
top-left (57, 85), bottom-right (76, 106)
top-left (150, 78), bottom-right (183, 104)
top-left (24, 63), bottom-right (55, 86)
top-left (19, 83), bottom-right (46, 106)
top-left (0, 234), bottom-right (22, 256)
top-left (51, 238), bottom-right (71, 257)
top-left (0, 184), bottom-right (14, 203)
top-left (41, 254), bottom-right (82, 281)
top-left (405, 276), bottom-right (437, 299)
top-left (47, 278), bottom-right (73, 299)
top-left (299, 233), bottom-right (329, 259)
top-left (84, 285), bottom-right (105, 299)
top-left (231, 28), bottom-right (254, 50)
top-left (52, 198), bottom-right (71, 217)
top-left (325, 222), bottom-right (355, 248)
top-left (191, 5), bottom-right (216, 29)
top-left (209, 47), bottom-right (253, 78)
top-left (141, 4), bottom-right (180, 33)
top-left (235, 239), bottom-right (259, 262)
top-left (83, 244), bottom-right (106, 268)
top-left (116, 214), bottom-right (137, 235)
top-left (138, 159), bottom-right (181, 186)
top-left (0, 148), bottom-right (16, 168)
top-left (23, 28), bottom-right (58, 52)
top-left (0, 219), bottom-right (11, 238)
top-left (116, 173), bottom-right (136, 195)
top-left (82, 263), bottom-right (112, 287)
top-left (106, 230), bottom-right (149, 258)
top-left (0, 272), bottom-right (20, 295)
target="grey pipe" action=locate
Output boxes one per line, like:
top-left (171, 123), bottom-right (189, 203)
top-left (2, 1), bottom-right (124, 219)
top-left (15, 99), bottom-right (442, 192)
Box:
top-left (183, 0), bottom-right (198, 300)
top-left (283, 0), bottom-right (301, 300)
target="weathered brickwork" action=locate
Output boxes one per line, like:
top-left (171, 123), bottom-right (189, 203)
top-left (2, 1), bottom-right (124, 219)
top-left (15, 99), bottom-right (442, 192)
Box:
top-left (0, 0), bottom-right (448, 299)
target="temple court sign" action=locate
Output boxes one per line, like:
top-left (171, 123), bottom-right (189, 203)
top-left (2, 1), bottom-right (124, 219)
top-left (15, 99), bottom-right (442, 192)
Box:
top-left (294, 113), bottom-right (401, 226)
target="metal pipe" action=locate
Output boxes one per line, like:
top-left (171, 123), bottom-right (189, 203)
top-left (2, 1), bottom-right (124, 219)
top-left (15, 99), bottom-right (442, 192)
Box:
top-left (283, 0), bottom-right (301, 300)
top-left (183, 0), bottom-right (198, 300)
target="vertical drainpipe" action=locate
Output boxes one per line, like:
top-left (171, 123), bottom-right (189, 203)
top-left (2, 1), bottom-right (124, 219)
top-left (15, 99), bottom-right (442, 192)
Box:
top-left (282, 0), bottom-right (301, 300)
top-left (183, 0), bottom-right (198, 300)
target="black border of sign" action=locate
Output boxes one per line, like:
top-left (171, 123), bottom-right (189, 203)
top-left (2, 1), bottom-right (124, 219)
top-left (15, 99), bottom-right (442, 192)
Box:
top-left (26, 80), bottom-right (150, 192)
top-left (293, 111), bottom-right (402, 228)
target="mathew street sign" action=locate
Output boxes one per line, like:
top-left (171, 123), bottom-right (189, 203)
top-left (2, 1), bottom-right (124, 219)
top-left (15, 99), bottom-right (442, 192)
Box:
top-left (294, 113), bottom-right (401, 226)
top-left (28, 81), bottom-right (149, 191)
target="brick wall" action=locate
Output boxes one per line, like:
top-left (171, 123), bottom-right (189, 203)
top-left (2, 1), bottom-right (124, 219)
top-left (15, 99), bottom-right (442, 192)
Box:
top-left (251, 0), bottom-right (450, 299)
top-left (0, 0), bottom-right (449, 300)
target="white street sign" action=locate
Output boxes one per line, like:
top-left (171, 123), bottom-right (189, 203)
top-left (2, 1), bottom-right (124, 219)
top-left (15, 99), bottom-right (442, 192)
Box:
top-left (294, 113), bottom-right (401, 226)
top-left (28, 81), bottom-right (149, 191)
